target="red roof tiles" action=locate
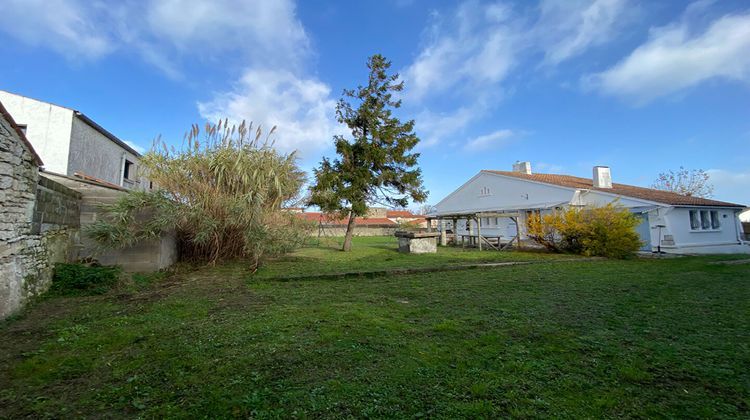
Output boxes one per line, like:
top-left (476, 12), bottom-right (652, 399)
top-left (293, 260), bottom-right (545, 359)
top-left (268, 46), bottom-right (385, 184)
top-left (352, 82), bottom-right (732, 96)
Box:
top-left (484, 170), bottom-right (745, 208)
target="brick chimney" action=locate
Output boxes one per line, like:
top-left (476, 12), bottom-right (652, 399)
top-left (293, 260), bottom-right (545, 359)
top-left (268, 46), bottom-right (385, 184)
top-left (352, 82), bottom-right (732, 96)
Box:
top-left (512, 161), bottom-right (532, 175)
top-left (593, 166), bottom-right (612, 188)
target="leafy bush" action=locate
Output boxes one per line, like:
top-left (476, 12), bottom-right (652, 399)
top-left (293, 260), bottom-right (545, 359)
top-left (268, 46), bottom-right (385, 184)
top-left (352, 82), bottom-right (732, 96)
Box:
top-left (87, 120), bottom-right (312, 271)
top-left (527, 204), bottom-right (642, 259)
top-left (50, 263), bottom-right (121, 296)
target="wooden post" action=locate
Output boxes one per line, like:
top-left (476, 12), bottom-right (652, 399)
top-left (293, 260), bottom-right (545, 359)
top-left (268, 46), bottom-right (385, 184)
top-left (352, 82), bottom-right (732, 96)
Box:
top-left (514, 216), bottom-right (522, 249)
top-left (452, 218), bottom-right (458, 247)
top-left (477, 215), bottom-right (482, 251)
top-left (467, 218), bottom-right (473, 248)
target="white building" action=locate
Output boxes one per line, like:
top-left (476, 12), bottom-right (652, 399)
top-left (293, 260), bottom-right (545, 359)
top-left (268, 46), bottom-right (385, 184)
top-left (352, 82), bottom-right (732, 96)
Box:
top-left (433, 162), bottom-right (748, 254)
top-left (0, 90), bottom-right (148, 190)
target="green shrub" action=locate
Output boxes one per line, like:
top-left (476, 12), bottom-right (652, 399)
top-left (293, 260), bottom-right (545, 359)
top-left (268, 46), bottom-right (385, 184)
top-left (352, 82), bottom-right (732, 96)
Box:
top-left (527, 203), bottom-right (642, 259)
top-left (86, 120), bottom-right (312, 271)
top-left (50, 263), bottom-right (121, 296)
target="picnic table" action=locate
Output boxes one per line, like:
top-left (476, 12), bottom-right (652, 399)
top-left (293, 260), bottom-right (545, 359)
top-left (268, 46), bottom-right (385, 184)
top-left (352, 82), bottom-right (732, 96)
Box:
top-left (459, 234), bottom-right (503, 248)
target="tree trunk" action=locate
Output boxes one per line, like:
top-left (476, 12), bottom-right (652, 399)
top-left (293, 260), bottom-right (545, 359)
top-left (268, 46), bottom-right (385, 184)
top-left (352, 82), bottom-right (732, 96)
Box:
top-left (342, 211), bottom-right (357, 251)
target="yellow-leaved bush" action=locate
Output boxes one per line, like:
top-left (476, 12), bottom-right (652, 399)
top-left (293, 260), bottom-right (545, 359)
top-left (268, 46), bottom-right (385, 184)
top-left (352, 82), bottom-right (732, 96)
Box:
top-left (527, 203), bottom-right (643, 259)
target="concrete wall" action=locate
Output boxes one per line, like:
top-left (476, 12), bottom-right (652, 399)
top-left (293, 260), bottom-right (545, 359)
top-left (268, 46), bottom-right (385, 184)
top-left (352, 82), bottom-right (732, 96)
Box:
top-left (0, 90), bottom-right (74, 175)
top-left (42, 173), bottom-right (177, 272)
top-left (68, 116), bottom-right (147, 190)
top-left (0, 112), bottom-right (80, 319)
top-left (315, 225), bottom-right (399, 237)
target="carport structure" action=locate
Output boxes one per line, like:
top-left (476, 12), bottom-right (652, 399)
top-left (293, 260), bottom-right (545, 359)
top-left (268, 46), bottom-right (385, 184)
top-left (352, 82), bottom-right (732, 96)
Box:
top-left (426, 211), bottom-right (523, 251)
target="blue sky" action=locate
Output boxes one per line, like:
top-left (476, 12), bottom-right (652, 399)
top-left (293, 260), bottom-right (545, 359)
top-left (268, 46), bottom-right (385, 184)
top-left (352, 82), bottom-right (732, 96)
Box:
top-left (1, 0), bottom-right (749, 207)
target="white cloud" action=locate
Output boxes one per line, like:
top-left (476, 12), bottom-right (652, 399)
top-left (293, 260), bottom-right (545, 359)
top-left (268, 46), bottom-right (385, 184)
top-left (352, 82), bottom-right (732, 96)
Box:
top-left (537, 0), bottom-right (630, 65)
top-left (464, 129), bottom-right (516, 151)
top-left (402, 1), bottom-right (520, 102)
top-left (197, 70), bottom-right (342, 158)
top-left (0, 0), bottom-right (338, 157)
top-left (585, 10), bottom-right (750, 104)
top-left (706, 169), bottom-right (750, 206)
top-left (0, 0), bottom-right (310, 74)
top-left (415, 106), bottom-right (480, 147)
top-left (0, 0), bottom-right (112, 60)
top-left (144, 0), bottom-right (309, 67)
top-left (400, 2), bottom-right (522, 148)
top-left (402, 0), bottom-right (631, 147)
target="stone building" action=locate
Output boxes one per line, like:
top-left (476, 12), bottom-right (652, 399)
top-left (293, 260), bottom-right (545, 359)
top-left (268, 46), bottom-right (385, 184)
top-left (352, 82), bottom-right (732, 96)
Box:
top-left (0, 101), bottom-right (80, 318)
top-left (0, 90), bottom-right (149, 191)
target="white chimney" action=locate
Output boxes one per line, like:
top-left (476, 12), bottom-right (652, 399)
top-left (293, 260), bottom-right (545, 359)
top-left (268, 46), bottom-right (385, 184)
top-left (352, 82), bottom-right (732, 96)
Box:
top-left (513, 161), bottom-right (532, 175)
top-left (593, 166), bottom-right (612, 188)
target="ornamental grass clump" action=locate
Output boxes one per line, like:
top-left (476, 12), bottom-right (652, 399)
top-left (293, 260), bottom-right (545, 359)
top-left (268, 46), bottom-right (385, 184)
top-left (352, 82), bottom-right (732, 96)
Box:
top-left (87, 120), bottom-right (312, 270)
top-left (526, 203), bottom-right (642, 259)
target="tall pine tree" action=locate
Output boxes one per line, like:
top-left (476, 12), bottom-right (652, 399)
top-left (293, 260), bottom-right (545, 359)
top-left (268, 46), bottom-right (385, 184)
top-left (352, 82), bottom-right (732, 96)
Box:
top-left (309, 55), bottom-right (427, 251)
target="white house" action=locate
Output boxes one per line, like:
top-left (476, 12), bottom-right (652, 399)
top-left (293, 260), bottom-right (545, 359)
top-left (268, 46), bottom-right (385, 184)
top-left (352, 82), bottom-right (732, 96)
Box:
top-left (433, 162), bottom-right (748, 254)
top-left (0, 90), bottom-right (148, 190)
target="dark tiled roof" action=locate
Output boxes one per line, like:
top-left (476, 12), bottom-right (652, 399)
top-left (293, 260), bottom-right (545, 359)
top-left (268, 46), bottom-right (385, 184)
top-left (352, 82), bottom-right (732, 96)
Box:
top-left (484, 170), bottom-right (745, 208)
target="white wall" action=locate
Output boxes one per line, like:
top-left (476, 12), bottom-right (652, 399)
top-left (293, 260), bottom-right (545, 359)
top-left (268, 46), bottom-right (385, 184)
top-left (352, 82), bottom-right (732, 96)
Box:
top-left (68, 117), bottom-right (145, 188)
top-left (434, 172), bottom-right (575, 215)
top-left (655, 207), bottom-right (744, 251)
top-left (0, 91), bottom-right (73, 174)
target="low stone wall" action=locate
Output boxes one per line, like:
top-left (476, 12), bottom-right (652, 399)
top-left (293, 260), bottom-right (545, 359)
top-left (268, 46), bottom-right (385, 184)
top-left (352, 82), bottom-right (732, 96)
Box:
top-left (32, 176), bottom-right (81, 233)
top-left (315, 224), bottom-right (400, 237)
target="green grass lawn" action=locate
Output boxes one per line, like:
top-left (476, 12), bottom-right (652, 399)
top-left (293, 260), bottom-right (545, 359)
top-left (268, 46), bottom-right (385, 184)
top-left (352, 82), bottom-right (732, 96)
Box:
top-left (1, 237), bottom-right (749, 418)
top-left (255, 236), bottom-right (575, 279)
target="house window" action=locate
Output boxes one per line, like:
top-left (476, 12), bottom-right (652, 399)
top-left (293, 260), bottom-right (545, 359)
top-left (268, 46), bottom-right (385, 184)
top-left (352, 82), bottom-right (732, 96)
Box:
top-left (689, 210), bottom-right (700, 230)
top-left (690, 209), bottom-right (721, 231)
top-left (17, 124), bottom-right (27, 135)
top-left (479, 186), bottom-right (491, 196)
top-left (711, 211), bottom-right (720, 229)
top-left (123, 159), bottom-right (134, 180)
top-left (700, 211), bottom-right (710, 230)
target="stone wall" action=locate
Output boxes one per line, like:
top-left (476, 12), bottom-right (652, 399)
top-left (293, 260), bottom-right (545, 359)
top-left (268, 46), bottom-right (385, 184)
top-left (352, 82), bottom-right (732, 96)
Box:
top-left (32, 176), bottom-right (81, 233)
top-left (315, 224), bottom-right (400, 237)
top-left (1, 109), bottom-right (80, 319)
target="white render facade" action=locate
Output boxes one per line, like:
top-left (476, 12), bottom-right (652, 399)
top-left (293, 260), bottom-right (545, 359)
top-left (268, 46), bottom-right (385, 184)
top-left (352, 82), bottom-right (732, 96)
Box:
top-left (0, 90), bottom-right (148, 190)
top-left (433, 163), bottom-right (749, 255)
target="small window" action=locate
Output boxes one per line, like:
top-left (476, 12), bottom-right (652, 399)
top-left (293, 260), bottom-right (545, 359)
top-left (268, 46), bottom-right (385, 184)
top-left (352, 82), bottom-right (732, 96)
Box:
top-left (123, 160), bottom-right (134, 180)
top-left (711, 211), bottom-right (720, 229)
top-left (17, 124), bottom-right (27, 135)
top-left (689, 210), bottom-right (700, 230)
top-left (479, 186), bottom-right (491, 196)
top-left (700, 211), bottom-right (711, 230)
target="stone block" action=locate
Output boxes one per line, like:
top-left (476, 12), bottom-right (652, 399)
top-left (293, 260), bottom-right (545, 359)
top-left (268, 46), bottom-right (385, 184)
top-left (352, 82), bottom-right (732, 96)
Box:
top-left (394, 231), bottom-right (439, 254)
